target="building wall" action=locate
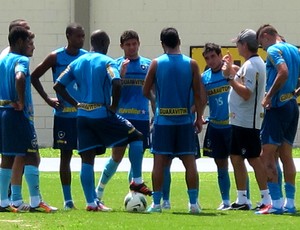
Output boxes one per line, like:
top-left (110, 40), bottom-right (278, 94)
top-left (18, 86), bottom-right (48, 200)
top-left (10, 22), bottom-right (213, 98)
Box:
top-left (0, 0), bottom-right (300, 146)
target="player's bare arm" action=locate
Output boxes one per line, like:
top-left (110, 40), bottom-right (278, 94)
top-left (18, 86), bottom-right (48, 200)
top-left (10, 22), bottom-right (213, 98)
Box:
top-left (14, 72), bottom-right (26, 111)
top-left (143, 59), bottom-right (157, 100)
top-left (31, 52), bottom-right (60, 108)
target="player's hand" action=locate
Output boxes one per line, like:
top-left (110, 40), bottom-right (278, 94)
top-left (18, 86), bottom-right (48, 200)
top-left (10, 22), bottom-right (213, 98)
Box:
top-left (46, 97), bottom-right (61, 109)
top-left (120, 58), bottom-right (130, 77)
top-left (262, 94), bottom-right (272, 109)
top-left (194, 118), bottom-right (203, 133)
top-left (11, 101), bottom-right (24, 111)
top-left (222, 52), bottom-right (234, 78)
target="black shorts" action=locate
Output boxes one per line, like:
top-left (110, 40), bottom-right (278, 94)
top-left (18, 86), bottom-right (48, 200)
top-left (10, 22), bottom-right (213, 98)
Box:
top-left (230, 125), bottom-right (261, 158)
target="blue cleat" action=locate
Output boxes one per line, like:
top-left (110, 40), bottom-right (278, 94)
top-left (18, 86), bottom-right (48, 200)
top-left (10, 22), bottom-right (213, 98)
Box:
top-left (283, 206), bottom-right (297, 214)
top-left (255, 205), bottom-right (283, 215)
top-left (147, 203), bottom-right (162, 213)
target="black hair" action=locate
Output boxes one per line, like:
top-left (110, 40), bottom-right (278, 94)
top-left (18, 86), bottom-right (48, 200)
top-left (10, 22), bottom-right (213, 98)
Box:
top-left (202, 43), bottom-right (222, 56)
top-left (120, 30), bottom-right (139, 44)
top-left (8, 26), bottom-right (34, 47)
top-left (160, 27), bottom-right (180, 49)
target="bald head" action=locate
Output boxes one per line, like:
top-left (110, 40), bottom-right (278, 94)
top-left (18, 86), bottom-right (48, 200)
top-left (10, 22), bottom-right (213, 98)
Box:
top-left (90, 30), bottom-right (110, 54)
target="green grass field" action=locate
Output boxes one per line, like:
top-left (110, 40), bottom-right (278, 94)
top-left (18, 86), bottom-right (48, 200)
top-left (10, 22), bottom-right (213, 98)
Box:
top-left (39, 147), bottom-right (300, 158)
top-left (1, 148), bottom-right (300, 229)
top-left (1, 172), bottom-right (300, 229)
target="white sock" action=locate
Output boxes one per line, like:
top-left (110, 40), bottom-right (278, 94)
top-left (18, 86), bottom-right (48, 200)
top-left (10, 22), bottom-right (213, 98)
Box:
top-left (284, 198), bottom-right (295, 208)
top-left (132, 177), bottom-right (143, 184)
top-left (260, 189), bottom-right (271, 205)
top-left (30, 195), bottom-right (41, 208)
top-left (236, 190), bottom-right (247, 204)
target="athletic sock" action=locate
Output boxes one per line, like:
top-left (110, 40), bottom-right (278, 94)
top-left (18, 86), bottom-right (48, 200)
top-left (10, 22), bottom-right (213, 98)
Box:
top-left (284, 183), bottom-right (295, 208)
top-left (62, 185), bottom-right (72, 203)
top-left (260, 189), bottom-right (271, 205)
top-left (276, 162), bottom-right (283, 198)
top-left (187, 189), bottom-right (198, 204)
top-left (246, 176), bottom-right (250, 200)
top-left (96, 158), bottom-right (120, 198)
top-left (153, 191), bottom-right (162, 205)
top-left (217, 168), bottom-right (230, 202)
top-left (128, 141), bottom-right (143, 179)
top-left (24, 165), bottom-right (41, 207)
top-left (11, 185), bottom-right (22, 205)
top-left (268, 182), bottom-right (283, 209)
top-left (80, 163), bottom-right (95, 204)
top-left (236, 190), bottom-right (247, 204)
top-left (162, 166), bottom-right (171, 201)
top-left (0, 168), bottom-right (12, 207)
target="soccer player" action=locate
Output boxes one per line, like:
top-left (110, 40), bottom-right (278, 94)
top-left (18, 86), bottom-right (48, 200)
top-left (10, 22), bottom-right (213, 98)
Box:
top-left (95, 30), bottom-right (152, 201)
top-left (31, 23), bottom-right (87, 210)
top-left (0, 26), bottom-right (56, 213)
top-left (53, 30), bottom-right (144, 211)
top-left (0, 19), bottom-right (32, 211)
top-left (255, 24), bottom-right (300, 214)
top-left (143, 27), bottom-right (207, 213)
top-left (201, 43), bottom-right (232, 210)
top-left (222, 29), bottom-right (271, 211)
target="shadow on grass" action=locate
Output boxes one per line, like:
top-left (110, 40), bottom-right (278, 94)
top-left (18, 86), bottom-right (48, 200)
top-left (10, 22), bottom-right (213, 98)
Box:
top-left (172, 210), bottom-right (228, 217)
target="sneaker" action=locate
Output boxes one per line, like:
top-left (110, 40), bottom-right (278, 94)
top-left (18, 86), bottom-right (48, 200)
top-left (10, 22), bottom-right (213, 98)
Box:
top-left (252, 203), bottom-right (271, 211)
top-left (162, 200), bottom-right (171, 209)
top-left (30, 201), bottom-right (58, 213)
top-left (64, 201), bottom-right (76, 210)
top-left (129, 182), bottom-right (153, 196)
top-left (255, 205), bottom-right (284, 215)
top-left (0, 205), bottom-right (18, 213)
top-left (86, 205), bottom-right (101, 211)
top-left (147, 203), bottom-right (162, 213)
top-left (228, 202), bottom-right (250, 210)
top-left (13, 202), bottom-right (30, 212)
top-left (283, 206), bottom-right (297, 214)
top-left (97, 200), bottom-right (112, 212)
top-left (189, 203), bottom-right (201, 214)
top-left (217, 203), bottom-right (230, 210)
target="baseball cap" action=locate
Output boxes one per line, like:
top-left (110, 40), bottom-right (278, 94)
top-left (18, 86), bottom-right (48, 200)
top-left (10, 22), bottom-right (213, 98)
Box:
top-left (232, 29), bottom-right (258, 48)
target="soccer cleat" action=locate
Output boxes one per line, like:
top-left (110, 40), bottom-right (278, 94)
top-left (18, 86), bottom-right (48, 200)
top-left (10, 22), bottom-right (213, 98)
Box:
top-left (162, 200), bottom-right (171, 209)
top-left (252, 203), bottom-right (271, 211)
top-left (189, 203), bottom-right (201, 214)
top-left (129, 182), bottom-right (153, 196)
top-left (13, 202), bottom-right (30, 212)
top-left (30, 201), bottom-right (58, 213)
top-left (64, 201), bottom-right (77, 210)
top-left (147, 203), bottom-right (162, 213)
top-left (283, 206), bottom-right (297, 214)
top-left (255, 205), bottom-right (284, 215)
top-left (97, 200), bottom-right (112, 212)
top-left (0, 205), bottom-right (18, 213)
top-left (86, 205), bottom-right (101, 211)
top-left (217, 202), bottom-right (230, 210)
top-left (228, 202), bottom-right (250, 210)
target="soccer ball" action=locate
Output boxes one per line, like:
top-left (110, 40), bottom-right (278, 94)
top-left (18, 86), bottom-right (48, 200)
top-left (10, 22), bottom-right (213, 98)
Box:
top-left (124, 191), bottom-right (147, 212)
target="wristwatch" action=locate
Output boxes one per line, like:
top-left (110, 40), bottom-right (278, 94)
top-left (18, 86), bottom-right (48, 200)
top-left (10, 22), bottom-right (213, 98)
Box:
top-left (226, 75), bottom-right (234, 81)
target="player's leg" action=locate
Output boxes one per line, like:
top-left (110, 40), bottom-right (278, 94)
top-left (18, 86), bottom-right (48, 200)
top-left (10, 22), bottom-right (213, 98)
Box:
top-left (80, 149), bottom-right (99, 210)
top-left (247, 157), bottom-right (271, 208)
top-left (127, 120), bottom-right (152, 195)
top-left (279, 142), bottom-right (296, 212)
top-left (0, 155), bottom-right (17, 212)
top-left (161, 158), bottom-right (172, 209)
top-left (54, 116), bottom-right (77, 209)
top-left (95, 146), bottom-right (125, 200)
top-left (215, 158), bottom-right (230, 209)
top-left (60, 149), bottom-right (75, 209)
top-left (147, 154), bottom-right (167, 212)
top-left (10, 156), bottom-right (30, 211)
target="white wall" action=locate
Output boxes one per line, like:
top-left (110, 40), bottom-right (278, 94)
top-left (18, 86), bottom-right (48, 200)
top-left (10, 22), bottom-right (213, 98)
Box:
top-left (0, 0), bottom-right (300, 146)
